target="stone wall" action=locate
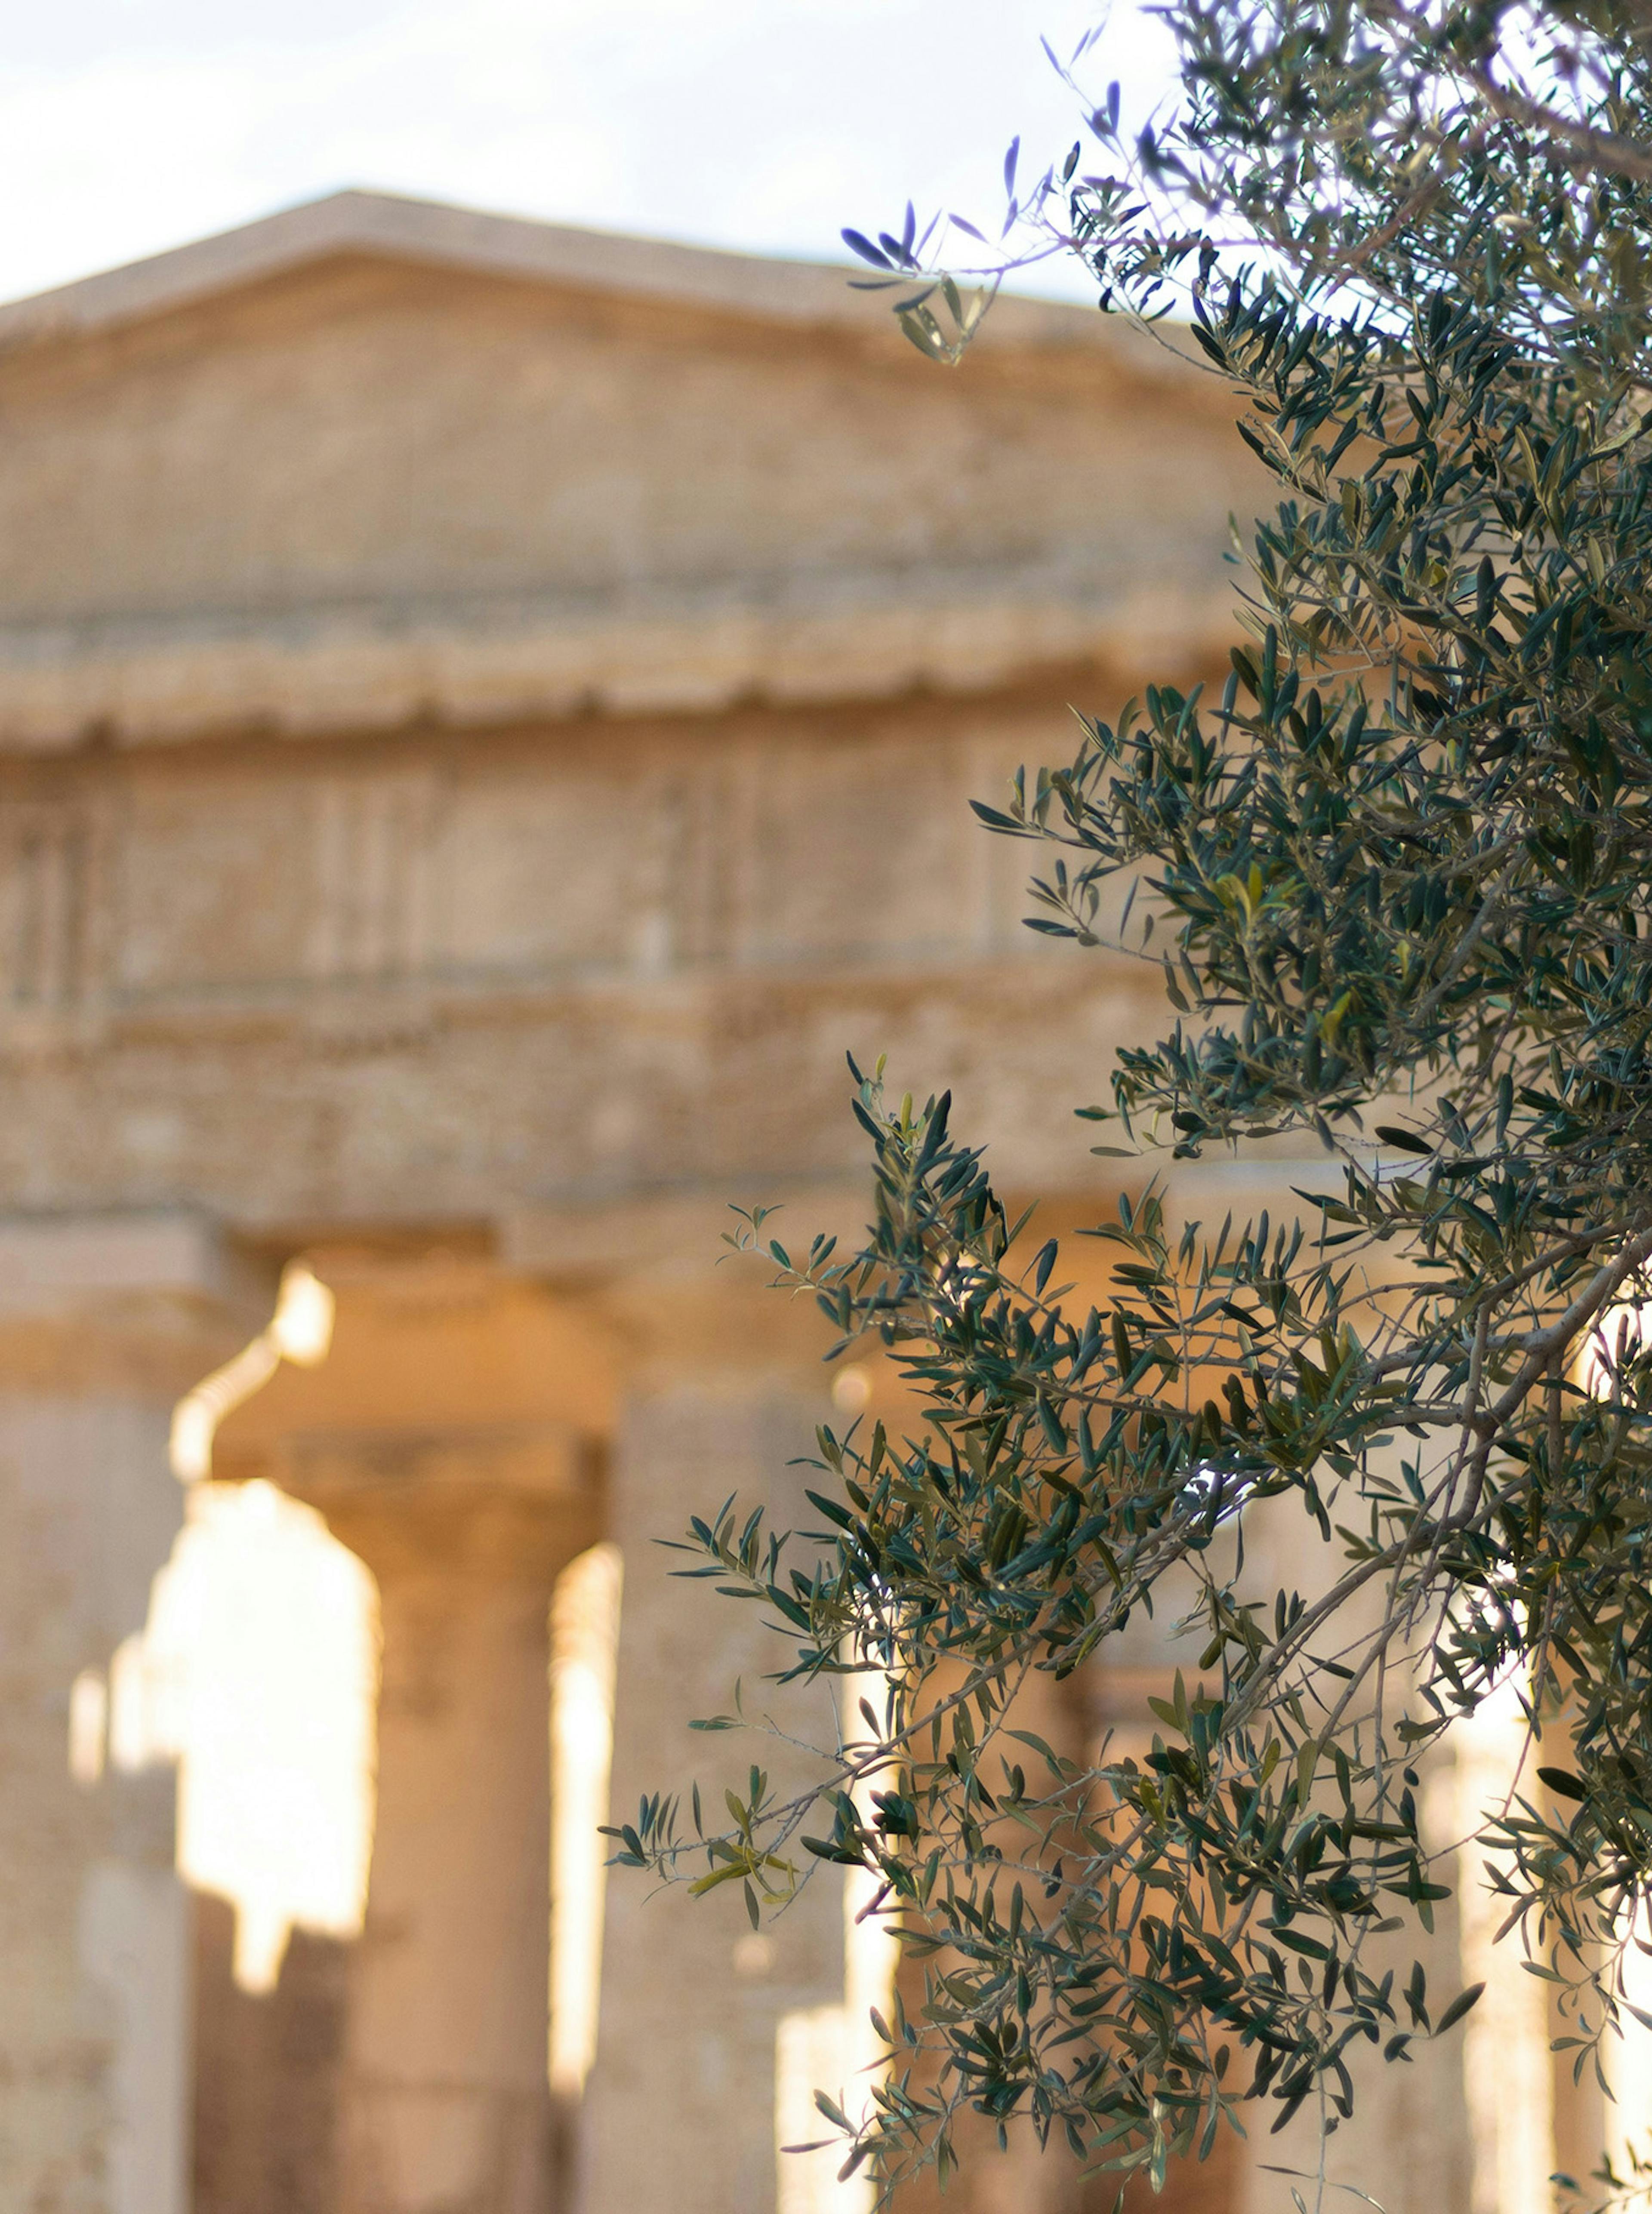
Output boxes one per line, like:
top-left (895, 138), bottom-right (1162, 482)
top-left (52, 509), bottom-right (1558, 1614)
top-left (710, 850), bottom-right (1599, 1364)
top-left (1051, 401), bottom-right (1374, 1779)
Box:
top-left (0, 691), bottom-right (1167, 1227)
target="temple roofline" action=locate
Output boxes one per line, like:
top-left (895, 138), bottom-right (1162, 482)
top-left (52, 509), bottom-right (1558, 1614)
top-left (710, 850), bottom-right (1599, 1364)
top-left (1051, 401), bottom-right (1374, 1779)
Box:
top-left (0, 186), bottom-right (1137, 363)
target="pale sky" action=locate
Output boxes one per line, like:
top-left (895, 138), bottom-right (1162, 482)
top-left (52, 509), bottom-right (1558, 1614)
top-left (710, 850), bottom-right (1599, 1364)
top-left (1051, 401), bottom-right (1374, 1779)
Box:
top-left (0, 0), bottom-right (1177, 307)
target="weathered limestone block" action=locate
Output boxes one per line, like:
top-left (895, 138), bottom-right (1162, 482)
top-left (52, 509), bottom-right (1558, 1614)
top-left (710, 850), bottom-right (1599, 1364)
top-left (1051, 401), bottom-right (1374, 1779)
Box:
top-left (0, 1212), bottom-right (254, 2214)
top-left (0, 693), bottom-right (1170, 1234)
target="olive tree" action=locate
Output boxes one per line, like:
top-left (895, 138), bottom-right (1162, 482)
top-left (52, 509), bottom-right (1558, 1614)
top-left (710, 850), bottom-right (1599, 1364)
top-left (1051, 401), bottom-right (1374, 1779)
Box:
top-left (610, 5), bottom-right (1652, 2202)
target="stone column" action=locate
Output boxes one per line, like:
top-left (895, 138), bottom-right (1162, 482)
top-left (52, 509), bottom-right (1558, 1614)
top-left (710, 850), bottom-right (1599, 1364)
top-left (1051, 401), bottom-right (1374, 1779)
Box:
top-left (279, 1426), bottom-right (601, 2214)
top-left (583, 1382), bottom-right (848, 2214)
top-left (0, 1212), bottom-right (255, 2214)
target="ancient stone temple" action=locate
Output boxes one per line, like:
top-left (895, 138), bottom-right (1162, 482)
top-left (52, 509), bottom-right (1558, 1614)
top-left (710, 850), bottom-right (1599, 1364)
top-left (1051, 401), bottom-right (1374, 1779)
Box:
top-left (0, 190), bottom-right (1556, 2214)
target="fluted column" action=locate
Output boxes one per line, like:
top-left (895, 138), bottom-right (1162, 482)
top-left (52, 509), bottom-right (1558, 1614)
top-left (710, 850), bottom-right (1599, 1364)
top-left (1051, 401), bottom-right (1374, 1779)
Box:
top-left (583, 1380), bottom-right (846, 2214)
top-left (282, 1428), bottom-right (599, 2214)
top-left (0, 1211), bottom-right (253, 2214)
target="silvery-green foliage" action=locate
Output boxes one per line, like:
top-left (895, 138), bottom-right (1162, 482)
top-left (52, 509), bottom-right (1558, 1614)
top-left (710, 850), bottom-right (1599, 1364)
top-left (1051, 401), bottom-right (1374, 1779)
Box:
top-left (613, 8), bottom-right (1652, 2203)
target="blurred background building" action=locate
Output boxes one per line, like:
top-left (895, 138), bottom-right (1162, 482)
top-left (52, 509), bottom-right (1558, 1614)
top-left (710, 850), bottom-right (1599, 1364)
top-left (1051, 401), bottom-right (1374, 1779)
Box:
top-left (0, 187), bottom-right (1566, 2214)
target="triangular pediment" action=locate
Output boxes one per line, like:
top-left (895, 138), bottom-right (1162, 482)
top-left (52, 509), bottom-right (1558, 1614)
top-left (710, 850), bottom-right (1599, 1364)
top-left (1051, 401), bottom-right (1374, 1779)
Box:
top-left (0, 188), bottom-right (1124, 359)
top-left (0, 192), bottom-right (1258, 749)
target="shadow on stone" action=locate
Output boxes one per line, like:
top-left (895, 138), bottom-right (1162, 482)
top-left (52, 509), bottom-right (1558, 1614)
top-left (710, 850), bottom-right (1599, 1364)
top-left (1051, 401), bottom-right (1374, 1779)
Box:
top-left (192, 1890), bottom-right (350, 2214)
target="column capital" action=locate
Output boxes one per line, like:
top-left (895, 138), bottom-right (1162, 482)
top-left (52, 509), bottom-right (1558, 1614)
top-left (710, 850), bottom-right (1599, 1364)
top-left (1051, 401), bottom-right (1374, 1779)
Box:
top-left (265, 1419), bottom-right (601, 1584)
top-left (0, 1208), bottom-right (264, 1394)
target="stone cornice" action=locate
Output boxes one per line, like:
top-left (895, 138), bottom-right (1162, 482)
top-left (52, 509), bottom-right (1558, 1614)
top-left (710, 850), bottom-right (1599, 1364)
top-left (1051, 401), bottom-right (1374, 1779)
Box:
top-left (0, 573), bottom-right (1233, 748)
